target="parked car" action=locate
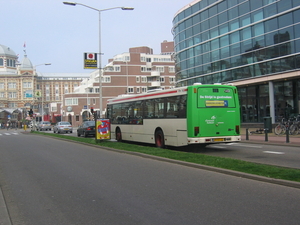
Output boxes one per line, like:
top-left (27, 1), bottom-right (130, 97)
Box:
top-left (53, 121), bottom-right (73, 133)
top-left (77, 121), bottom-right (95, 137)
top-left (36, 121), bottom-right (52, 131)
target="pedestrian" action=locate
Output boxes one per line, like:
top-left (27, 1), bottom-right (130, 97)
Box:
top-left (6, 122), bottom-right (9, 130)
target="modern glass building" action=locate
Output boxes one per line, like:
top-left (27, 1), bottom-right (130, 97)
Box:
top-left (173, 0), bottom-right (300, 123)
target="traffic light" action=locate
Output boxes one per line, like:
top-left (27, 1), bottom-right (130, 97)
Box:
top-left (29, 109), bottom-right (33, 117)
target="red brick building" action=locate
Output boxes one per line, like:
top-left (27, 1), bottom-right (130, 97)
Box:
top-left (62, 41), bottom-right (175, 125)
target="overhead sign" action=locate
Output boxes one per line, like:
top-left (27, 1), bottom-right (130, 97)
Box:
top-left (84, 52), bottom-right (98, 69)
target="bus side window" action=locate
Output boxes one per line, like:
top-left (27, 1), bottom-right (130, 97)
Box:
top-left (177, 95), bottom-right (187, 118)
top-left (155, 98), bottom-right (165, 118)
top-left (166, 96), bottom-right (177, 118)
top-left (145, 99), bottom-right (154, 118)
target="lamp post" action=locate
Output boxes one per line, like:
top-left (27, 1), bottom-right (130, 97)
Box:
top-left (33, 63), bottom-right (51, 129)
top-left (63, 2), bottom-right (134, 118)
top-left (35, 63), bottom-right (51, 122)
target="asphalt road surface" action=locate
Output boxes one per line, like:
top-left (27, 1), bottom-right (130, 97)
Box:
top-left (202, 142), bottom-right (300, 169)
top-left (0, 133), bottom-right (300, 225)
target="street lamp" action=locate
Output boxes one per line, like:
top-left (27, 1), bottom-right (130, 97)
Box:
top-left (36, 63), bottom-right (51, 121)
top-left (34, 63), bottom-right (51, 125)
top-left (63, 2), bottom-right (134, 118)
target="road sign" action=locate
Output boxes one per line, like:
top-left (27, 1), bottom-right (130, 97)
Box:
top-left (84, 52), bottom-right (97, 69)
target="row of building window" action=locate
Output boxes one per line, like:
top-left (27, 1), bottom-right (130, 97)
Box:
top-left (113, 56), bottom-right (173, 63)
top-left (141, 66), bottom-right (175, 73)
top-left (179, 55), bottom-right (300, 86)
top-left (140, 57), bottom-right (173, 62)
top-left (95, 76), bottom-right (176, 84)
top-left (0, 91), bottom-right (61, 100)
top-left (175, 9), bottom-right (300, 54)
top-left (175, 12), bottom-right (300, 83)
top-left (0, 82), bottom-right (76, 91)
top-left (0, 103), bottom-right (16, 108)
top-left (174, 0), bottom-right (298, 27)
top-left (105, 66), bottom-right (175, 73)
top-left (178, 35), bottom-right (300, 74)
top-left (0, 58), bottom-right (16, 67)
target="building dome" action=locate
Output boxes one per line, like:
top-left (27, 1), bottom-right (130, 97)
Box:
top-left (0, 44), bottom-right (17, 58)
top-left (20, 54), bottom-right (33, 69)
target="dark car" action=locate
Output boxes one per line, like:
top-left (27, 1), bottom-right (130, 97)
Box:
top-left (77, 121), bottom-right (96, 137)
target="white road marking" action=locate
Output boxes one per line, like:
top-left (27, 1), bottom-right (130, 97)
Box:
top-left (223, 143), bottom-right (263, 148)
top-left (0, 132), bottom-right (19, 136)
top-left (263, 151), bottom-right (285, 155)
top-left (211, 145), bottom-right (227, 149)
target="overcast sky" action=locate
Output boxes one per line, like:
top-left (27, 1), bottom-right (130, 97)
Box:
top-left (1, 0), bottom-right (189, 73)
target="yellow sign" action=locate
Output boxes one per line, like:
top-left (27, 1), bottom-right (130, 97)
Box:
top-left (84, 53), bottom-right (98, 69)
top-left (206, 100), bottom-right (225, 107)
top-left (96, 119), bottom-right (111, 140)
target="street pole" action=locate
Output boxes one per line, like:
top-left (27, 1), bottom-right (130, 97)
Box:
top-left (34, 63), bottom-right (51, 128)
top-left (98, 9), bottom-right (102, 118)
top-left (63, 2), bottom-right (133, 118)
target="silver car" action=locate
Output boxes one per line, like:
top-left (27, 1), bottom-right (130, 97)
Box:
top-left (36, 121), bottom-right (52, 131)
top-left (53, 122), bottom-right (73, 134)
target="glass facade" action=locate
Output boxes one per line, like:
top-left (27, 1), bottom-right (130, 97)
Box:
top-left (173, 0), bottom-right (300, 123)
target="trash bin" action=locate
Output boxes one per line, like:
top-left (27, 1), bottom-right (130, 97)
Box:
top-left (263, 117), bottom-right (272, 133)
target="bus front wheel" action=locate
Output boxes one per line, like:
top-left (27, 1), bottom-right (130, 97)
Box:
top-left (155, 129), bottom-right (165, 148)
top-left (116, 128), bottom-right (122, 142)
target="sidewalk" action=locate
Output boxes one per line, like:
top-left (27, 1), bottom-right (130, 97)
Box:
top-left (240, 128), bottom-right (300, 146)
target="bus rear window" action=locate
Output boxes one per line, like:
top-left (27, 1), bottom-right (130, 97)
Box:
top-left (197, 87), bottom-right (235, 108)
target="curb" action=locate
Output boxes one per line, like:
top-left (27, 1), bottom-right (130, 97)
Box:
top-left (0, 187), bottom-right (11, 225)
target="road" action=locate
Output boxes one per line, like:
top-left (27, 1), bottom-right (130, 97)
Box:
top-left (0, 131), bottom-right (300, 224)
top-left (201, 142), bottom-right (300, 169)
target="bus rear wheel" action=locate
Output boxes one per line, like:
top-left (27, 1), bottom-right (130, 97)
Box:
top-left (116, 128), bottom-right (122, 142)
top-left (155, 130), bottom-right (165, 148)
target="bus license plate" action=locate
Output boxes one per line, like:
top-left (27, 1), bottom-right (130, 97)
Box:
top-left (213, 138), bottom-right (224, 142)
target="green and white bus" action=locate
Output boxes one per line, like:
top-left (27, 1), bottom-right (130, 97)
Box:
top-left (107, 83), bottom-right (241, 148)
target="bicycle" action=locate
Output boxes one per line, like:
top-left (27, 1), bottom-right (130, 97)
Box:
top-left (289, 116), bottom-right (300, 135)
top-left (274, 118), bottom-right (289, 135)
top-left (248, 128), bottom-right (265, 135)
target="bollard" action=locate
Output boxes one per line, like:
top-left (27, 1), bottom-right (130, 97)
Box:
top-left (264, 128), bottom-right (268, 142)
top-left (246, 128), bottom-right (249, 140)
top-left (286, 126), bottom-right (290, 143)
